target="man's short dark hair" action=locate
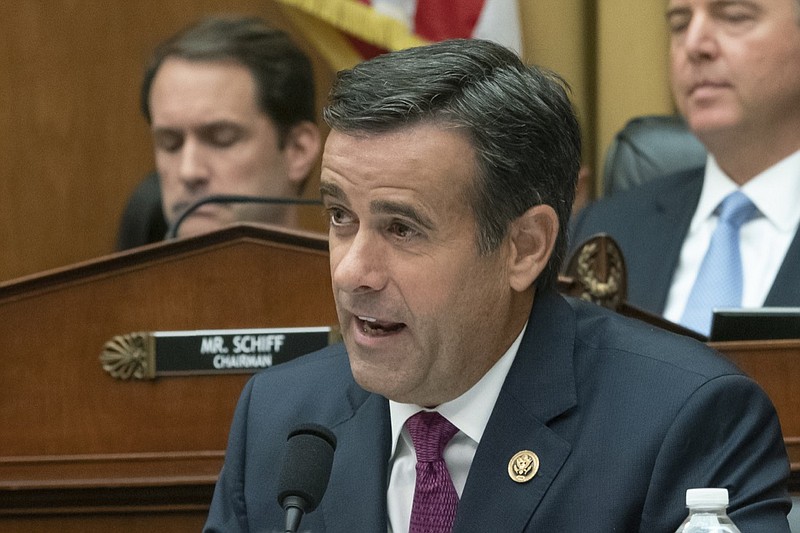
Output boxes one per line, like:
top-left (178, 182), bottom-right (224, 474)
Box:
top-left (141, 16), bottom-right (315, 145)
top-left (324, 39), bottom-right (581, 289)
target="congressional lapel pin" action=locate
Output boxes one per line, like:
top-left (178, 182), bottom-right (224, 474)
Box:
top-left (508, 450), bottom-right (539, 483)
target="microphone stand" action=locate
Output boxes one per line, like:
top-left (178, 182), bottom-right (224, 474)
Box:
top-left (165, 194), bottom-right (323, 239)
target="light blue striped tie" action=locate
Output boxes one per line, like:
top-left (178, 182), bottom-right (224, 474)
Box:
top-left (680, 191), bottom-right (759, 335)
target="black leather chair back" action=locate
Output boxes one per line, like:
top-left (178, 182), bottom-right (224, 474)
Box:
top-left (115, 172), bottom-right (167, 251)
top-left (602, 115), bottom-right (707, 196)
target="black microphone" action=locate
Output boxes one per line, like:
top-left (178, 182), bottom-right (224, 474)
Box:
top-left (277, 423), bottom-right (337, 533)
top-left (165, 194), bottom-right (323, 239)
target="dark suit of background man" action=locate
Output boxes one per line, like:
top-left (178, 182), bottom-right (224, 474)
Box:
top-left (571, 0), bottom-right (800, 334)
top-left (204, 38), bottom-right (790, 532)
top-left (122, 16), bottom-right (322, 245)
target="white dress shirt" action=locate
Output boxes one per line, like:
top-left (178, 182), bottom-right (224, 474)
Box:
top-left (386, 323), bottom-right (526, 533)
top-left (663, 150), bottom-right (800, 324)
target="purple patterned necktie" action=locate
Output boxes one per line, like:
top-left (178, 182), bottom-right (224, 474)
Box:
top-left (406, 411), bottom-right (460, 533)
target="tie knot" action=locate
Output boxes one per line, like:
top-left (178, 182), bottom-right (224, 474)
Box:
top-left (406, 411), bottom-right (459, 463)
top-left (716, 190), bottom-right (758, 228)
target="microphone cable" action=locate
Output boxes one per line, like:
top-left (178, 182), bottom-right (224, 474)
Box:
top-left (166, 194), bottom-right (323, 239)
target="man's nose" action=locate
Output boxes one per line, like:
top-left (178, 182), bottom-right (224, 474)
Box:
top-left (331, 229), bottom-right (389, 294)
top-left (682, 13), bottom-right (720, 62)
top-left (177, 139), bottom-right (210, 190)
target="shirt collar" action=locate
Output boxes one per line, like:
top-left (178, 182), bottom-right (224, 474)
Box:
top-left (695, 150), bottom-right (800, 233)
top-left (742, 149), bottom-right (800, 233)
top-left (388, 322), bottom-right (527, 457)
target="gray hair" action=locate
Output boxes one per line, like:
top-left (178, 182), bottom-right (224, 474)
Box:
top-left (324, 39), bottom-right (581, 289)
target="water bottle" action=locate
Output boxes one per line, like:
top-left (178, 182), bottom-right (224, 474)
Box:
top-left (675, 488), bottom-right (741, 533)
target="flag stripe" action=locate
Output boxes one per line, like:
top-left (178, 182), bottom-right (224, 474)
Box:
top-left (414, 0), bottom-right (486, 41)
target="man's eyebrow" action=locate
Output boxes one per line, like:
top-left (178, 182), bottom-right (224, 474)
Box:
top-left (197, 120), bottom-right (242, 130)
top-left (320, 181), bottom-right (346, 202)
top-left (320, 181), bottom-right (435, 230)
top-left (665, 5), bottom-right (690, 20)
top-left (371, 199), bottom-right (435, 231)
top-left (151, 125), bottom-right (181, 134)
top-left (668, 0), bottom-right (761, 16)
top-left (710, 0), bottom-right (762, 13)
top-left (151, 120), bottom-right (241, 134)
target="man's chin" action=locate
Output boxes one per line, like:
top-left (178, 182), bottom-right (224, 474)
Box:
top-left (683, 103), bottom-right (741, 135)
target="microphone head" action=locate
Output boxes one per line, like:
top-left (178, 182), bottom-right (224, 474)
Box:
top-left (277, 423), bottom-right (337, 514)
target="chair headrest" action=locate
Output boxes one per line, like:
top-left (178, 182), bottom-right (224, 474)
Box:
top-left (602, 115), bottom-right (707, 196)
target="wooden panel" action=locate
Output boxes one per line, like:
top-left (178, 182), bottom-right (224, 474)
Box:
top-left (0, 224), bottom-right (336, 530)
top-left (0, 224), bottom-right (335, 456)
top-left (0, 451), bottom-right (219, 532)
top-left (0, 515), bottom-right (207, 533)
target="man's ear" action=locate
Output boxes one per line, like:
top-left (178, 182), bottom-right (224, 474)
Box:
top-left (282, 121), bottom-right (322, 189)
top-left (507, 204), bottom-right (559, 292)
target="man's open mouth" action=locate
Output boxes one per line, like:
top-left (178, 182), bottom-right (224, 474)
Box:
top-left (356, 316), bottom-right (406, 336)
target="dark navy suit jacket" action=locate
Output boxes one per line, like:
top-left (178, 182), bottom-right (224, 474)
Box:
top-left (204, 289), bottom-right (789, 532)
top-left (569, 167), bottom-right (800, 315)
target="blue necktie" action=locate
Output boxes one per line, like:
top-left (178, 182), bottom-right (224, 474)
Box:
top-left (680, 191), bottom-right (759, 335)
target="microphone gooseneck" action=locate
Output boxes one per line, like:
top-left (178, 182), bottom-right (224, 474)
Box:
top-left (277, 423), bottom-right (337, 533)
top-left (166, 194), bottom-right (323, 239)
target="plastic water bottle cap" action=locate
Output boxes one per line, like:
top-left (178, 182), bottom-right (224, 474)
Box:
top-left (686, 488), bottom-right (729, 508)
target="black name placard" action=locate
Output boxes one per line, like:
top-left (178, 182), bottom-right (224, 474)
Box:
top-left (100, 327), bottom-right (338, 380)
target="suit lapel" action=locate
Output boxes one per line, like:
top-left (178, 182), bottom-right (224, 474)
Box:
top-left (634, 169), bottom-right (703, 313)
top-left (454, 290), bottom-right (577, 532)
top-left (319, 387), bottom-right (391, 533)
top-left (765, 226), bottom-right (800, 306)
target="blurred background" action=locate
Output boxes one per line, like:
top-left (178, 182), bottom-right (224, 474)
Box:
top-left (0, 0), bottom-right (675, 282)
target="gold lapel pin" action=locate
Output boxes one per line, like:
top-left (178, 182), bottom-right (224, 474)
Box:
top-left (508, 450), bottom-right (539, 483)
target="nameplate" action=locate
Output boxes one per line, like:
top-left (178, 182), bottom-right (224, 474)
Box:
top-left (100, 326), bottom-right (339, 380)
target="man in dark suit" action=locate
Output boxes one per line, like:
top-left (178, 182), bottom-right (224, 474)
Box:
top-left (571, 0), bottom-right (800, 335)
top-left (204, 39), bottom-right (790, 532)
